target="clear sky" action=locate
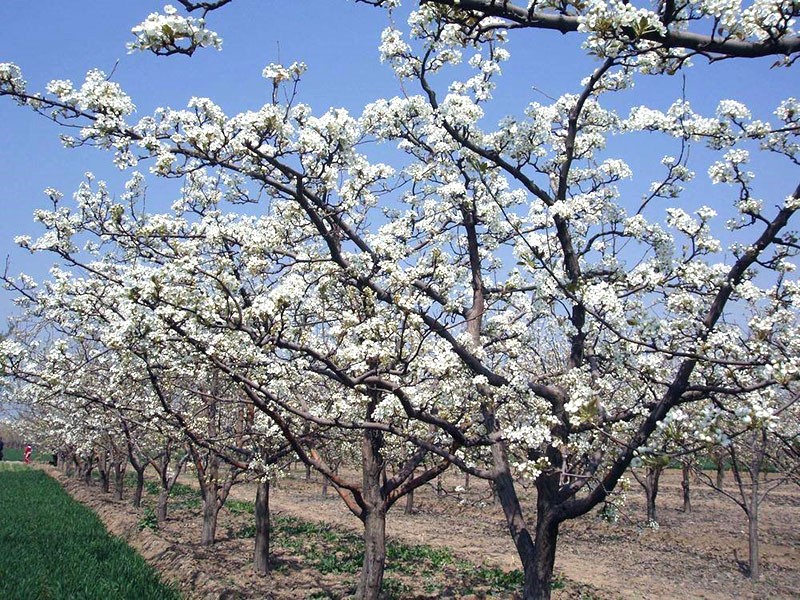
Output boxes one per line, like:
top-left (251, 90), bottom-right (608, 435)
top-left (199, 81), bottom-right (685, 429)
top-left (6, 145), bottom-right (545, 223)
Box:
top-left (0, 1), bottom-right (797, 325)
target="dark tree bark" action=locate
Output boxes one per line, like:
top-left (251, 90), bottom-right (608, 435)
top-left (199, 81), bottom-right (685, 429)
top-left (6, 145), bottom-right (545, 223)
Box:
top-left (715, 452), bottom-right (726, 489)
top-left (81, 457), bottom-right (95, 486)
top-left (682, 463), bottom-right (692, 513)
top-left (528, 509), bottom-right (560, 600)
top-left (113, 459), bottom-right (126, 500)
top-left (98, 451), bottom-right (110, 493)
top-left (632, 464), bottom-right (665, 524)
top-left (153, 450), bottom-right (188, 523)
top-left (131, 466), bottom-right (146, 508)
top-left (356, 424), bottom-right (387, 600)
top-left (200, 491), bottom-right (220, 546)
top-left (253, 478), bottom-right (270, 576)
top-left (157, 488), bottom-right (170, 522)
top-left (645, 466), bottom-right (663, 523)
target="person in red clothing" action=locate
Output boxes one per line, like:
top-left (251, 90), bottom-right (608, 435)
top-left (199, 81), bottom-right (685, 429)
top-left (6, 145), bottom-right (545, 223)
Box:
top-left (23, 445), bottom-right (32, 464)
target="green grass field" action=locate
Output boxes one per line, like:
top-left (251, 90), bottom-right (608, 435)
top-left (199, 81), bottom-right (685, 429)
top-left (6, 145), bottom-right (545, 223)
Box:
top-left (0, 465), bottom-right (181, 600)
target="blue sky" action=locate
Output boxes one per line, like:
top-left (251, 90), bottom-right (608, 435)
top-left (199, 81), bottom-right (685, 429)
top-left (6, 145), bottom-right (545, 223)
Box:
top-left (0, 1), bottom-right (797, 324)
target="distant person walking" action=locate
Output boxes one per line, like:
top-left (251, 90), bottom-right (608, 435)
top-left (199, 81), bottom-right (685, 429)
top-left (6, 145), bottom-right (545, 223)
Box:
top-left (23, 445), bottom-right (32, 464)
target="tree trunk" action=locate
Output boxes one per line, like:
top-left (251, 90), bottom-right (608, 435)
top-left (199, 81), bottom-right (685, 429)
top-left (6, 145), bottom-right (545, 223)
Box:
top-left (356, 413), bottom-right (387, 600)
top-left (748, 437), bottom-right (762, 580)
top-left (682, 463), bottom-right (692, 513)
top-left (644, 466), bottom-right (662, 523)
top-left (405, 487), bottom-right (414, 514)
top-left (200, 490), bottom-right (219, 546)
top-left (253, 478), bottom-right (270, 576)
top-left (98, 452), bottom-right (110, 493)
top-left (322, 476), bottom-right (329, 498)
top-left (157, 488), bottom-right (169, 522)
top-left (357, 506), bottom-right (387, 600)
top-left (493, 467), bottom-right (563, 600)
top-left (83, 461), bottom-right (94, 486)
top-left (716, 457), bottom-right (725, 489)
top-left (132, 468), bottom-right (146, 508)
top-left (525, 511), bottom-right (560, 600)
top-left (748, 503), bottom-right (760, 580)
top-left (100, 470), bottom-right (110, 493)
top-left (113, 461), bottom-right (126, 500)
top-left (490, 440), bottom-right (545, 599)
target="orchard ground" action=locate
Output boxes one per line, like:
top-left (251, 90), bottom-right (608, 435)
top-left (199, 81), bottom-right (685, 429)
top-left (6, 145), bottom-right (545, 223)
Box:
top-left (30, 463), bottom-right (800, 599)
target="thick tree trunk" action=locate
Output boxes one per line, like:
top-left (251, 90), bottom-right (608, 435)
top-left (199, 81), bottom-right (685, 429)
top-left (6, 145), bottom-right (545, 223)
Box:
top-left (253, 478), bottom-right (270, 576)
top-left (490, 441), bottom-right (546, 599)
top-left (356, 418), bottom-right (387, 600)
top-left (157, 488), bottom-right (169, 522)
top-left (132, 468), bottom-right (146, 508)
top-left (524, 511), bottom-right (560, 600)
top-left (682, 463), bottom-right (692, 513)
top-left (200, 491), bottom-right (219, 546)
top-left (493, 469), bottom-right (563, 600)
top-left (358, 507), bottom-right (387, 600)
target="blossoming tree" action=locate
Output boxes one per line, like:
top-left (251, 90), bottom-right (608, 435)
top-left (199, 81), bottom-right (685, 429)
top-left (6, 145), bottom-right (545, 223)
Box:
top-left (1, 0), bottom-right (799, 598)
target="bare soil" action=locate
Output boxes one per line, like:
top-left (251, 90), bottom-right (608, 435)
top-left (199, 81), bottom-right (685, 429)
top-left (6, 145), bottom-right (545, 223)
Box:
top-left (41, 465), bottom-right (800, 599)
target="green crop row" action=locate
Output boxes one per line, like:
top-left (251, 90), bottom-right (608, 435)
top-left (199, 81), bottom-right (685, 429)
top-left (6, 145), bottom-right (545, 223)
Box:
top-left (0, 468), bottom-right (181, 600)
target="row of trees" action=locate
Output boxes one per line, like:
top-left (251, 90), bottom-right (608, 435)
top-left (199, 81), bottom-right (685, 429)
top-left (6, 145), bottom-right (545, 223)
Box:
top-left (1, 1), bottom-right (799, 598)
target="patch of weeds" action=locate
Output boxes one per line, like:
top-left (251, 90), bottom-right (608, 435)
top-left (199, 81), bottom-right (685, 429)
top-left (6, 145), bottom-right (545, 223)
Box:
top-left (138, 507), bottom-right (159, 532)
top-left (170, 482), bottom-right (197, 497)
top-left (233, 523), bottom-right (256, 539)
top-left (169, 482), bottom-right (201, 509)
top-left (144, 480), bottom-right (160, 496)
top-left (468, 565), bottom-right (524, 592)
top-left (315, 549), bottom-right (362, 575)
top-left (382, 577), bottom-right (411, 599)
top-left (386, 542), bottom-right (454, 573)
top-left (227, 499), bottom-right (254, 515)
top-left (551, 571), bottom-right (567, 590)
